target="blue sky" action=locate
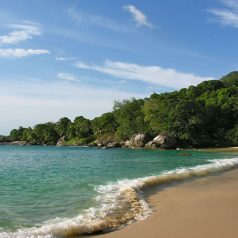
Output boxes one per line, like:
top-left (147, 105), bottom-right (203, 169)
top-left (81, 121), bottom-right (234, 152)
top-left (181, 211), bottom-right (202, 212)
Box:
top-left (0, 0), bottom-right (238, 134)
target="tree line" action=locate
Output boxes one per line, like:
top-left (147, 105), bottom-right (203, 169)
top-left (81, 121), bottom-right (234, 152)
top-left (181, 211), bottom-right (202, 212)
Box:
top-left (2, 71), bottom-right (238, 148)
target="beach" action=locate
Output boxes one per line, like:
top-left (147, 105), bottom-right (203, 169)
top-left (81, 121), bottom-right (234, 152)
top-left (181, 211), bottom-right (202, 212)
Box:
top-left (1, 146), bottom-right (238, 238)
top-left (96, 168), bottom-right (238, 238)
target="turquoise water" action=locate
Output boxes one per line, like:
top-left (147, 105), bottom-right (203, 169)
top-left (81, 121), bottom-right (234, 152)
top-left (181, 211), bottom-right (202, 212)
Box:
top-left (0, 146), bottom-right (238, 237)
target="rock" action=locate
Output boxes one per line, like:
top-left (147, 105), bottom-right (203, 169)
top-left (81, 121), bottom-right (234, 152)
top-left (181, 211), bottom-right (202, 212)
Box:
top-left (119, 141), bottom-right (126, 147)
top-left (145, 141), bottom-right (156, 149)
top-left (152, 134), bottom-right (177, 149)
top-left (56, 136), bottom-right (65, 146)
top-left (125, 140), bottom-right (130, 147)
top-left (106, 142), bottom-right (120, 148)
top-left (97, 143), bottom-right (103, 148)
top-left (128, 133), bottom-right (150, 148)
top-left (9, 141), bottom-right (28, 146)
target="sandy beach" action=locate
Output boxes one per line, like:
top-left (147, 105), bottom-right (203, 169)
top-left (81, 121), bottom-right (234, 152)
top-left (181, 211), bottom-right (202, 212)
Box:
top-left (96, 169), bottom-right (238, 238)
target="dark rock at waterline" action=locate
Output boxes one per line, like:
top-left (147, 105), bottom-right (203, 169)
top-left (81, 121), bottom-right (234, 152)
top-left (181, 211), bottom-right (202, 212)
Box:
top-left (97, 141), bottom-right (107, 148)
top-left (145, 141), bottom-right (157, 149)
top-left (106, 142), bottom-right (121, 148)
top-left (145, 134), bottom-right (177, 149)
top-left (0, 141), bottom-right (30, 146)
top-left (12, 141), bottom-right (29, 146)
top-left (96, 140), bottom-right (121, 149)
top-left (153, 134), bottom-right (177, 149)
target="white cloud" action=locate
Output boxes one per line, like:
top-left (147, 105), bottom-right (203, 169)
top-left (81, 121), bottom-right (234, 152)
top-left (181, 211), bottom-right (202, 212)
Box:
top-left (55, 57), bottom-right (76, 61)
top-left (67, 7), bottom-right (129, 32)
top-left (0, 22), bottom-right (41, 45)
top-left (0, 22), bottom-right (49, 59)
top-left (75, 60), bottom-right (214, 89)
top-left (57, 72), bottom-right (78, 81)
top-left (123, 5), bottom-right (153, 28)
top-left (209, 9), bottom-right (238, 28)
top-left (220, 0), bottom-right (238, 10)
top-left (0, 79), bottom-right (145, 134)
top-left (0, 48), bottom-right (50, 58)
top-left (209, 0), bottom-right (238, 28)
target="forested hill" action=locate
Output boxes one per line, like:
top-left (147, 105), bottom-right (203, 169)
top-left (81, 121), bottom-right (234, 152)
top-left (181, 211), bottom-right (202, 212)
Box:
top-left (1, 71), bottom-right (238, 148)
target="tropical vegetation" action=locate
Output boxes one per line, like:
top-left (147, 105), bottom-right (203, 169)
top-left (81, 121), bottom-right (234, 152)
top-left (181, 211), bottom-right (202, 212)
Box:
top-left (5, 71), bottom-right (238, 148)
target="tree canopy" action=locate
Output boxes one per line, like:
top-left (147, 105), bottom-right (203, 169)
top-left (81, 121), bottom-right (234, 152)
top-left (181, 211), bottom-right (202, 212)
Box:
top-left (7, 72), bottom-right (238, 148)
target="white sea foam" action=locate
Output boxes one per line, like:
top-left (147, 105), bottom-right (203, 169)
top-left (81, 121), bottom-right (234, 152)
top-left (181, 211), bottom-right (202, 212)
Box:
top-left (1, 158), bottom-right (238, 238)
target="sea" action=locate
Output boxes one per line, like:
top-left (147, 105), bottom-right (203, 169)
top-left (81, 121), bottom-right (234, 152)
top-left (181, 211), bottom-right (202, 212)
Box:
top-left (0, 145), bottom-right (238, 238)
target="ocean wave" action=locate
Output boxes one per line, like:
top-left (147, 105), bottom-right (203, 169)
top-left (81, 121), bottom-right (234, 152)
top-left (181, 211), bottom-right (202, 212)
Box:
top-left (1, 157), bottom-right (238, 238)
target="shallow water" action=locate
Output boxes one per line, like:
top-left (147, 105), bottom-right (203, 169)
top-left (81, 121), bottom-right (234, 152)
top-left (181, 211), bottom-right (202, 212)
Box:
top-left (0, 145), bottom-right (237, 237)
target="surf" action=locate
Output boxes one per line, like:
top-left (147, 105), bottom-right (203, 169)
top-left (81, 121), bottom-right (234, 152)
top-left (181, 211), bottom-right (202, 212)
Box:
top-left (1, 157), bottom-right (238, 238)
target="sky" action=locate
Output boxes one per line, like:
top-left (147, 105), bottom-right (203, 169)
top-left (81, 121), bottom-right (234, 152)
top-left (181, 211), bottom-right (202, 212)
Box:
top-left (0, 0), bottom-right (238, 134)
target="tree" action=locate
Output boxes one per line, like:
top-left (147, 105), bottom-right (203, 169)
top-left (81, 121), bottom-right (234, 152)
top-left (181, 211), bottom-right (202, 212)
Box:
top-left (92, 112), bottom-right (118, 136)
top-left (113, 98), bottom-right (148, 140)
top-left (10, 127), bottom-right (25, 141)
top-left (56, 117), bottom-right (71, 138)
top-left (21, 127), bottom-right (34, 142)
top-left (71, 116), bottom-right (93, 139)
top-left (33, 123), bottom-right (59, 145)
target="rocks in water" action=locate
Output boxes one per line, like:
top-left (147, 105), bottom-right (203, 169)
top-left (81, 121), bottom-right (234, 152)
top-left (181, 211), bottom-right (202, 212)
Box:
top-left (56, 136), bottom-right (65, 146)
top-left (96, 133), bottom-right (150, 149)
top-left (125, 140), bottom-right (130, 147)
top-left (145, 141), bottom-right (156, 149)
top-left (97, 142), bottom-right (104, 148)
top-left (154, 134), bottom-right (177, 149)
top-left (106, 142), bottom-right (120, 148)
top-left (96, 141), bottom-right (121, 149)
top-left (9, 141), bottom-right (29, 146)
top-left (123, 133), bottom-right (177, 149)
top-left (146, 134), bottom-right (177, 149)
top-left (127, 133), bottom-right (150, 148)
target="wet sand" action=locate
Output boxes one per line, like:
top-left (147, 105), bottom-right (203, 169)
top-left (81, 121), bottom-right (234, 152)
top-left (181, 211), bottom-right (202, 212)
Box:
top-left (201, 146), bottom-right (238, 153)
top-left (96, 169), bottom-right (238, 238)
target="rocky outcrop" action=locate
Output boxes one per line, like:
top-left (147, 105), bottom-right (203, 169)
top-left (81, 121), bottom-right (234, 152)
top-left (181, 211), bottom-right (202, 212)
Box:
top-left (96, 140), bottom-right (121, 149)
top-left (127, 133), bottom-right (150, 148)
top-left (12, 141), bottom-right (29, 146)
top-left (146, 134), bottom-right (177, 149)
top-left (125, 140), bottom-right (130, 147)
top-left (0, 141), bottom-right (30, 146)
top-left (56, 136), bottom-right (65, 146)
top-left (97, 141), bottom-right (107, 148)
top-left (145, 141), bottom-right (156, 149)
top-left (106, 142), bottom-right (120, 148)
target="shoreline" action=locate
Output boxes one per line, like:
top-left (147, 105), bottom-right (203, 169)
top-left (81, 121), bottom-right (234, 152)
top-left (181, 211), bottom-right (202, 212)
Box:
top-left (1, 142), bottom-right (238, 153)
top-left (94, 168), bottom-right (238, 238)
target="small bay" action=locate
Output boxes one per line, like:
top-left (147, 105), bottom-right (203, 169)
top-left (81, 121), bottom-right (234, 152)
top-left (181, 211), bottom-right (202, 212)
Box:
top-left (0, 145), bottom-right (237, 237)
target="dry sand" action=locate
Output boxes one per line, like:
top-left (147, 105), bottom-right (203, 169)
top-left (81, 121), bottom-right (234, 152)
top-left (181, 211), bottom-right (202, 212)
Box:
top-left (95, 169), bottom-right (238, 238)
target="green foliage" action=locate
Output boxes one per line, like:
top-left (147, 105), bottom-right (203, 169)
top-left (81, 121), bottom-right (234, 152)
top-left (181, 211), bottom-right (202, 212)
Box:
top-left (33, 123), bottom-right (59, 145)
top-left (56, 117), bottom-right (71, 138)
top-left (143, 75), bottom-right (238, 147)
top-left (221, 71), bottom-right (238, 87)
top-left (0, 135), bottom-right (10, 142)
top-left (63, 135), bottom-right (95, 146)
top-left (196, 80), bottom-right (225, 94)
top-left (10, 127), bottom-right (25, 141)
top-left (71, 116), bottom-right (93, 139)
top-left (113, 98), bottom-right (148, 140)
top-left (226, 125), bottom-right (238, 145)
top-left (6, 71), bottom-right (238, 148)
top-left (92, 112), bottom-right (118, 135)
top-left (21, 128), bottom-right (34, 142)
